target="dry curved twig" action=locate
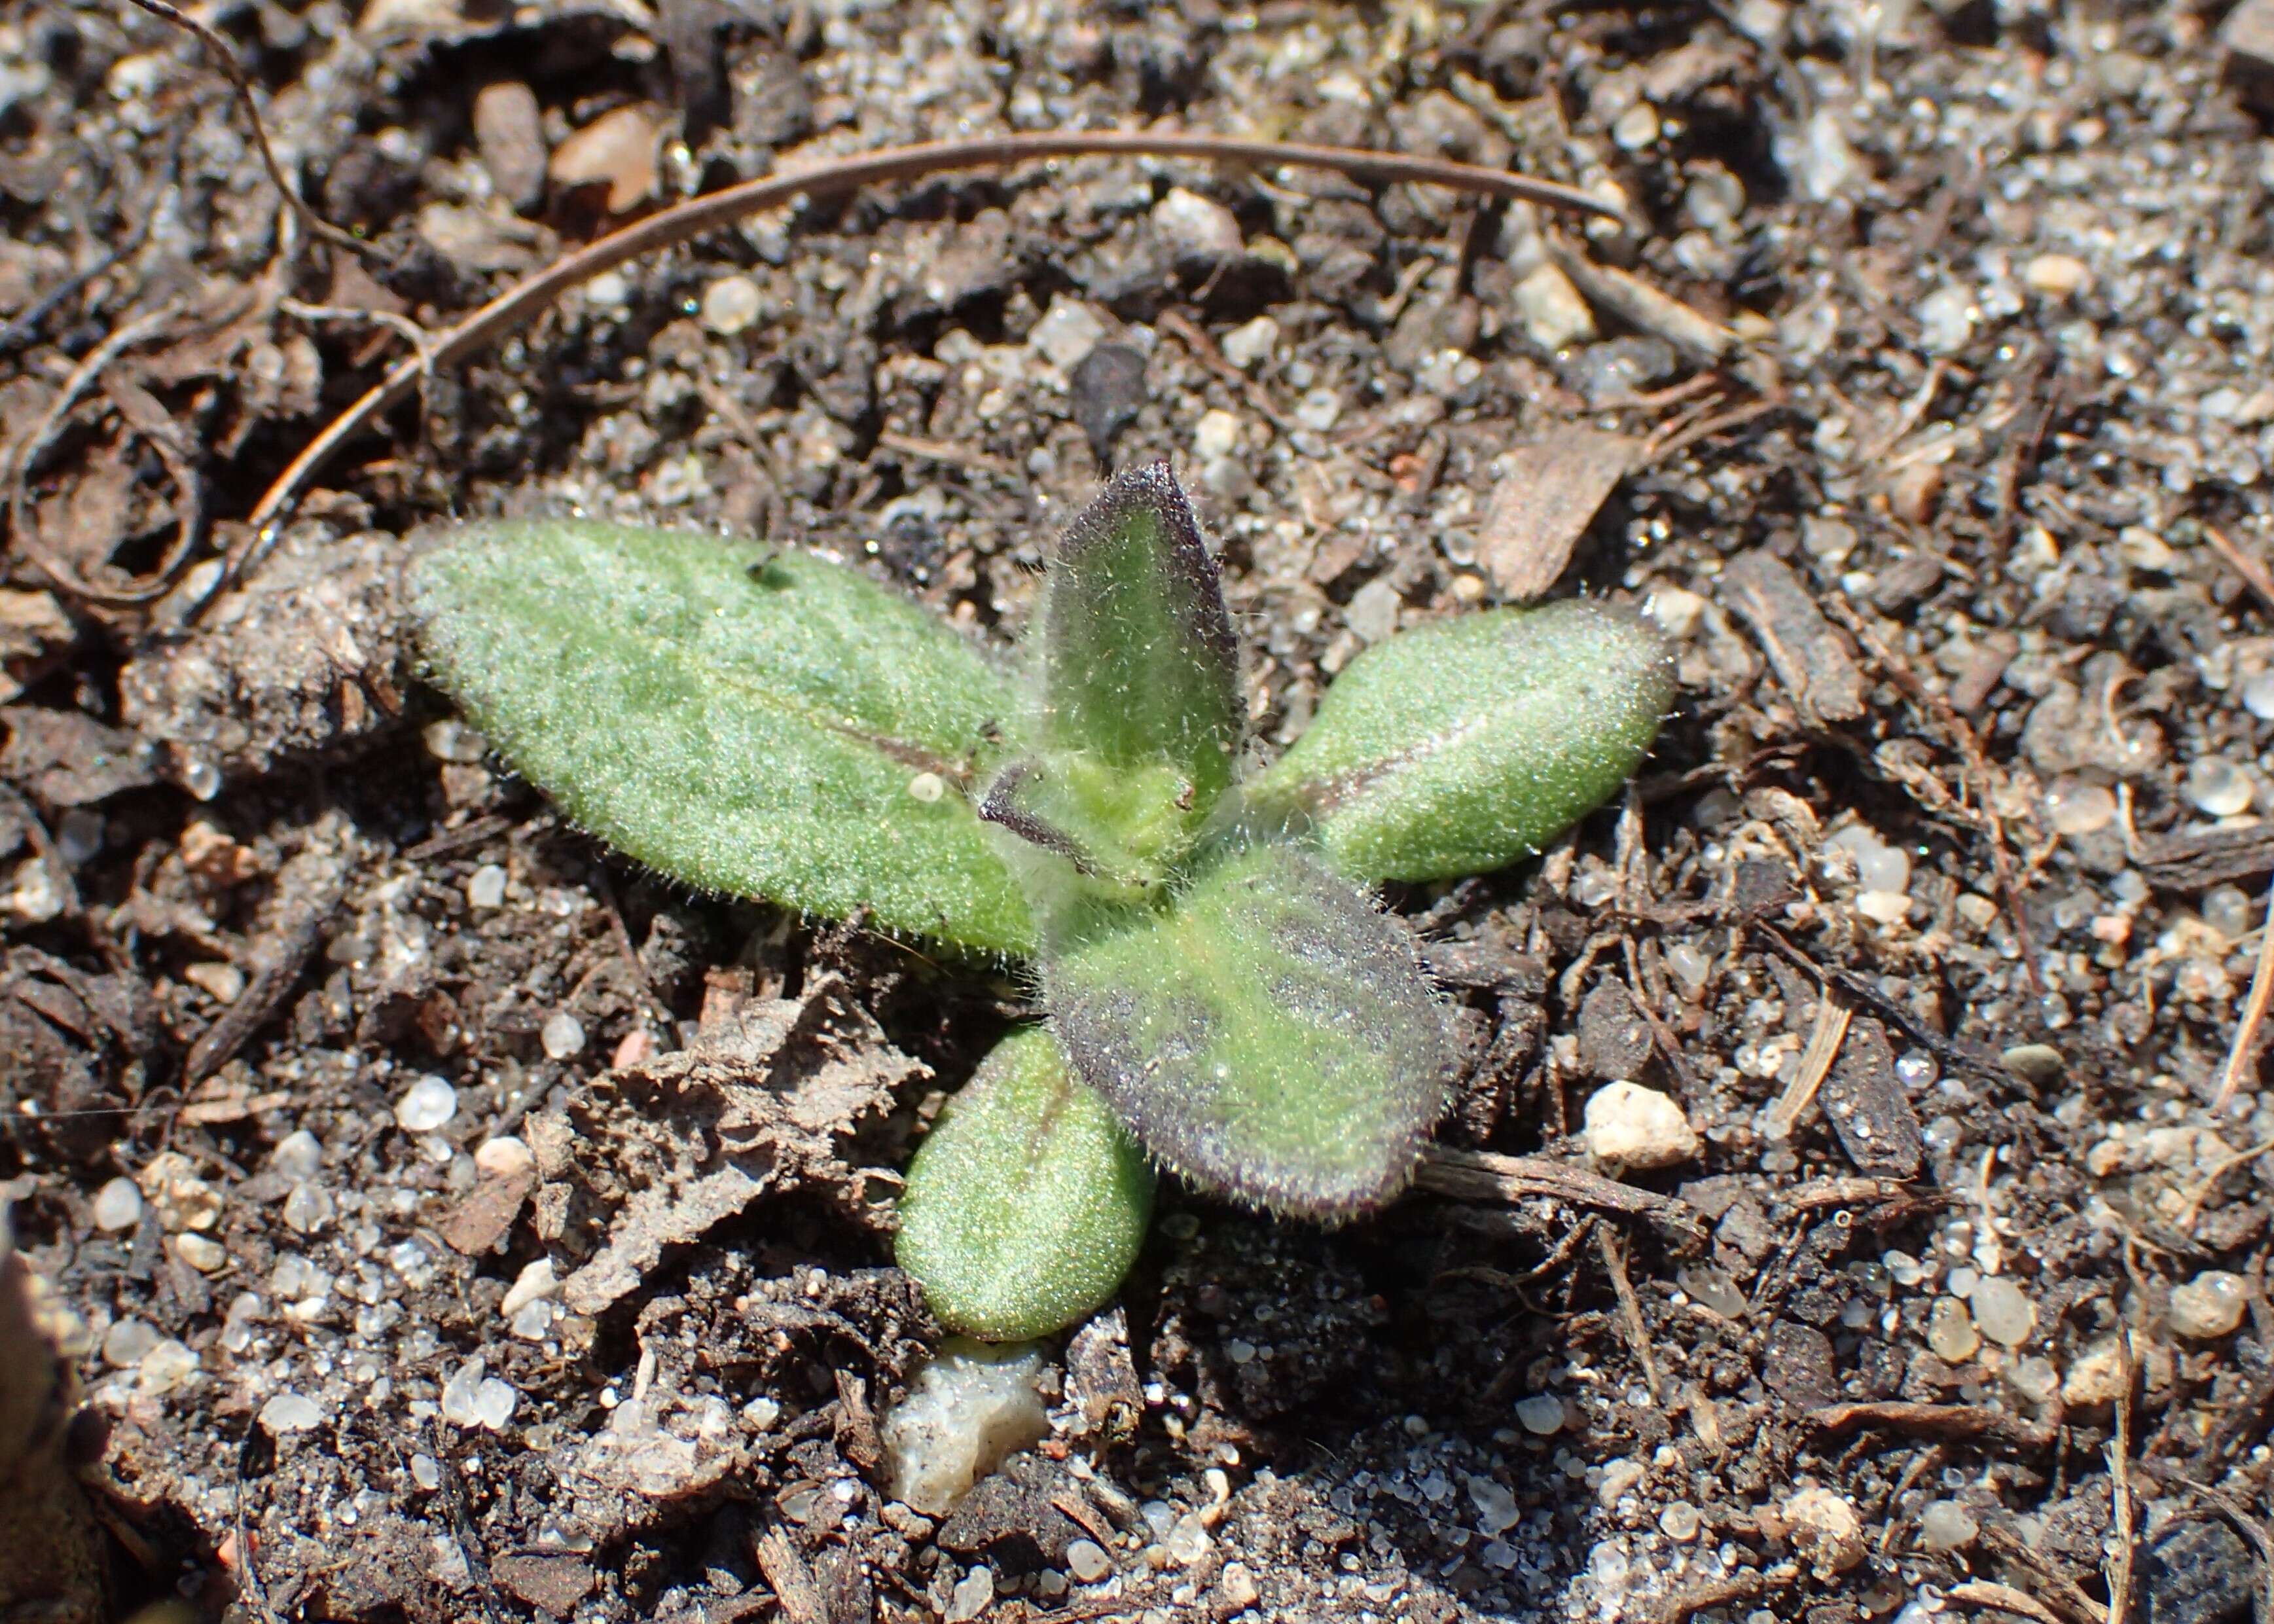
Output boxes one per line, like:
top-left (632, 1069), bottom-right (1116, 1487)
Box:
top-left (230, 130), bottom-right (1623, 600)
top-left (4, 303), bottom-right (204, 607)
top-left (120, 0), bottom-right (386, 266)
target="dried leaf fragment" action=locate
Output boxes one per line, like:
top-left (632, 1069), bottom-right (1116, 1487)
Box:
top-left (541, 979), bottom-right (920, 1316)
top-left (1720, 550), bottom-right (1868, 723)
top-left (1475, 425), bottom-right (1638, 601)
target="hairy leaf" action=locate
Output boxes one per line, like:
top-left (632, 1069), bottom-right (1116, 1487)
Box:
top-left (895, 1026), bottom-right (1155, 1341)
top-left (1014, 463), bottom-right (1242, 884)
top-left (1048, 843), bottom-right (1449, 1217)
top-left (1245, 600), bottom-right (1674, 883)
top-left (410, 520), bottom-right (1036, 954)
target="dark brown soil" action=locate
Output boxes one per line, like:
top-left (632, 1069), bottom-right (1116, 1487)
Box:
top-left (6, 3), bottom-right (2274, 1622)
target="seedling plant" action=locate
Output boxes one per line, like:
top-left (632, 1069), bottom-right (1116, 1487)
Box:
top-left (410, 464), bottom-right (1672, 1341)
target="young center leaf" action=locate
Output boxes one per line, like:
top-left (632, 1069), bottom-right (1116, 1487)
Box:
top-left (410, 520), bottom-right (1036, 956)
top-left (1047, 842), bottom-right (1450, 1218)
top-left (895, 1026), bottom-right (1155, 1341)
top-left (984, 463), bottom-right (1242, 895)
top-left (1243, 600), bottom-right (1675, 884)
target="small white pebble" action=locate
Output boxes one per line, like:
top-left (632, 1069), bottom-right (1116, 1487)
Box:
top-left (424, 719), bottom-right (487, 763)
top-left (183, 961), bottom-right (245, 1004)
top-left (395, 1076), bottom-right (458, 1133)
top-left (2169, 1270), bottom-right (2249, 1339)
top-left (261, 1392), bottom-right (325, 1435)
top-left (1028, 297), bottom-right (1108, 372)
top-left (2006, 1355), bottom-right (2061, 1406)
top-left (1611, 101), bottom-right (1660, 151)
top-left (1782, 1487), bottom-right (1865, 1577)
top-left (881, 1340), bottom-right (1048, 1515)
top-left (269, 1130), bottom-right (323, 1182)
top-left (1969, 1276), bottom-right (2036, 1347)
top-left (1917, 282), bottom-right (1976, 355)
top-left (1163, 1511), bottom-right (1212, 1566)
top-left (1219, 1561), bottom-right (1259, 1609)
top-left (1659, 1501), bottom-right (1701, 1540)
top-left (2044, 778), bottom-right (2117, 837)
top-left (2201, 885), bottom-right (2253, 943)
top-left (1468, 1473), bottom-right (1521, 1536)
top-left (1583, 1082), bottom-right (1699, 1170)
top-left (945, 1566), bottom-right (994, 1624)
top-left (137, 1338), bottom-right (200, 1396)
top-left (171, 1232), bottom-right (226, 1272)
top-left (499, 1257), bottom-right (559, 1319)
top-left (2245, 668), bottom-right (2274, 721)
top-left (92, 1176), bottom-right (143, 1232)
top-left (1219, 315), bottom-right (1280, 370)
top-left (1293, 386), bottom-right (1342, 431)
top-left (541, 1012), bottom-right (587, 1060)
top-left (1824, 823), bottom-right (1909, 893)
top-left (2061, 1337), bottom-right (2127, 1406)
top-left (1855, 890), bottom-right (1913, 925)
top-left (103, 1317), bottom-right (160, 1368)
top-left (1926, 1297), bottom-right (1979, 1362)
top-left (700, 274), bottom-right (763, 336)
top-left (1919, 1498), bottom-right (1979, 1551)
top-left (2023, 253), bottom-right (2089, 299)
top-left (1645, 586), bottom-right (1706, 641)
top-left (1065, 1539), bottom-right (1111, 1583)
top-left (410, 1453), bottom-right (442, 1490)
top-left (1515, 1394), bottom-right (1566, 1435)
top-left (2187, 757), bottom-right (2255, 818)
top-left (1192, 408), bottom-right (1242, 461)
top-left (1512, 263), bottom-right (1595, 351)
top-left (474, 1136), bottom-right (535, 1179)
top-left (281, 1183), bottom-right (334, 1236)
top-left (466, 864), bottom-right (508, 909)
top-left (441, 1356), bottom-right (518, 1429)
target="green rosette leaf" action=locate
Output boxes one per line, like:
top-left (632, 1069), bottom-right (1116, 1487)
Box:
top-left (409, 520), bottom-right (1035, 955)
top-left (896, 1026), bottom-right (1156, 1341)
top-left (992, 462), bottom-right (1242, 893)
top-left (1246, 600), bottom-right (1674, 883)
top-left (1047, 842), bottom-right (1449, 1218)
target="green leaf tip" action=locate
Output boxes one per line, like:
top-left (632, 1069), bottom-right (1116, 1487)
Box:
top-left (1247, 599), bottom-right (1676, 884)
top-left (1004, 462), bottom-right (1242, 891)
top-left (407, 518), bottom-right (1038, 956)
top-left (1047, 842), bottom-right (1450, 1219)
top-left (895, 1026), bottom-right (1156, 1341)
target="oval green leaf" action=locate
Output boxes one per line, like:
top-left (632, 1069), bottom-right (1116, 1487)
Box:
top-left (896, 1026), bottom-right (1155, 1341)
top-left (1047, 842), bottom-right (1449, 1218)
top-left (1245, 600), bottom-right (1675, 884)
top-left (1007, 463), bottom-right (1242, 890)
top-left (409, 520), bottom-right (1036, 955)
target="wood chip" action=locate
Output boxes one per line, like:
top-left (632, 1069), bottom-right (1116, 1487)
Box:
top-left (1765, 996), bottom-right (1849, 1141)
top-left (1475, 425), bottom-right (1638, 600)
top-left (1949, 1580), bottom-right (2068, 1624)
top-left (1547, 239), bottom-right (1736, 363)
top-left (1807, 1399), bottom-right (2058, 1452)
top-left (1720, 550), bottom-right (1869, 723)
top-left (437, 1166), bottom-right (536, 1256)
top-left (752, 1528), bottom-right (827, 1624)
top-left (2139, 821), bottom-right (2274, 892)
top-left (473, 82), bottom-right (548, 214)
top-left (1819, 1015), bottom-right (1925, 1179)
top-left (1413, 1146), bottom-right (1707, 1246)
top-left (547, 104), bottom-right (660, 215)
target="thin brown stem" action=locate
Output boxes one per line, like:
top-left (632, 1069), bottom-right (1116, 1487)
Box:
top-left (232, 131), bottom-right (1621, 594)
top-left (119, 0), bottom-right (385, 265)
